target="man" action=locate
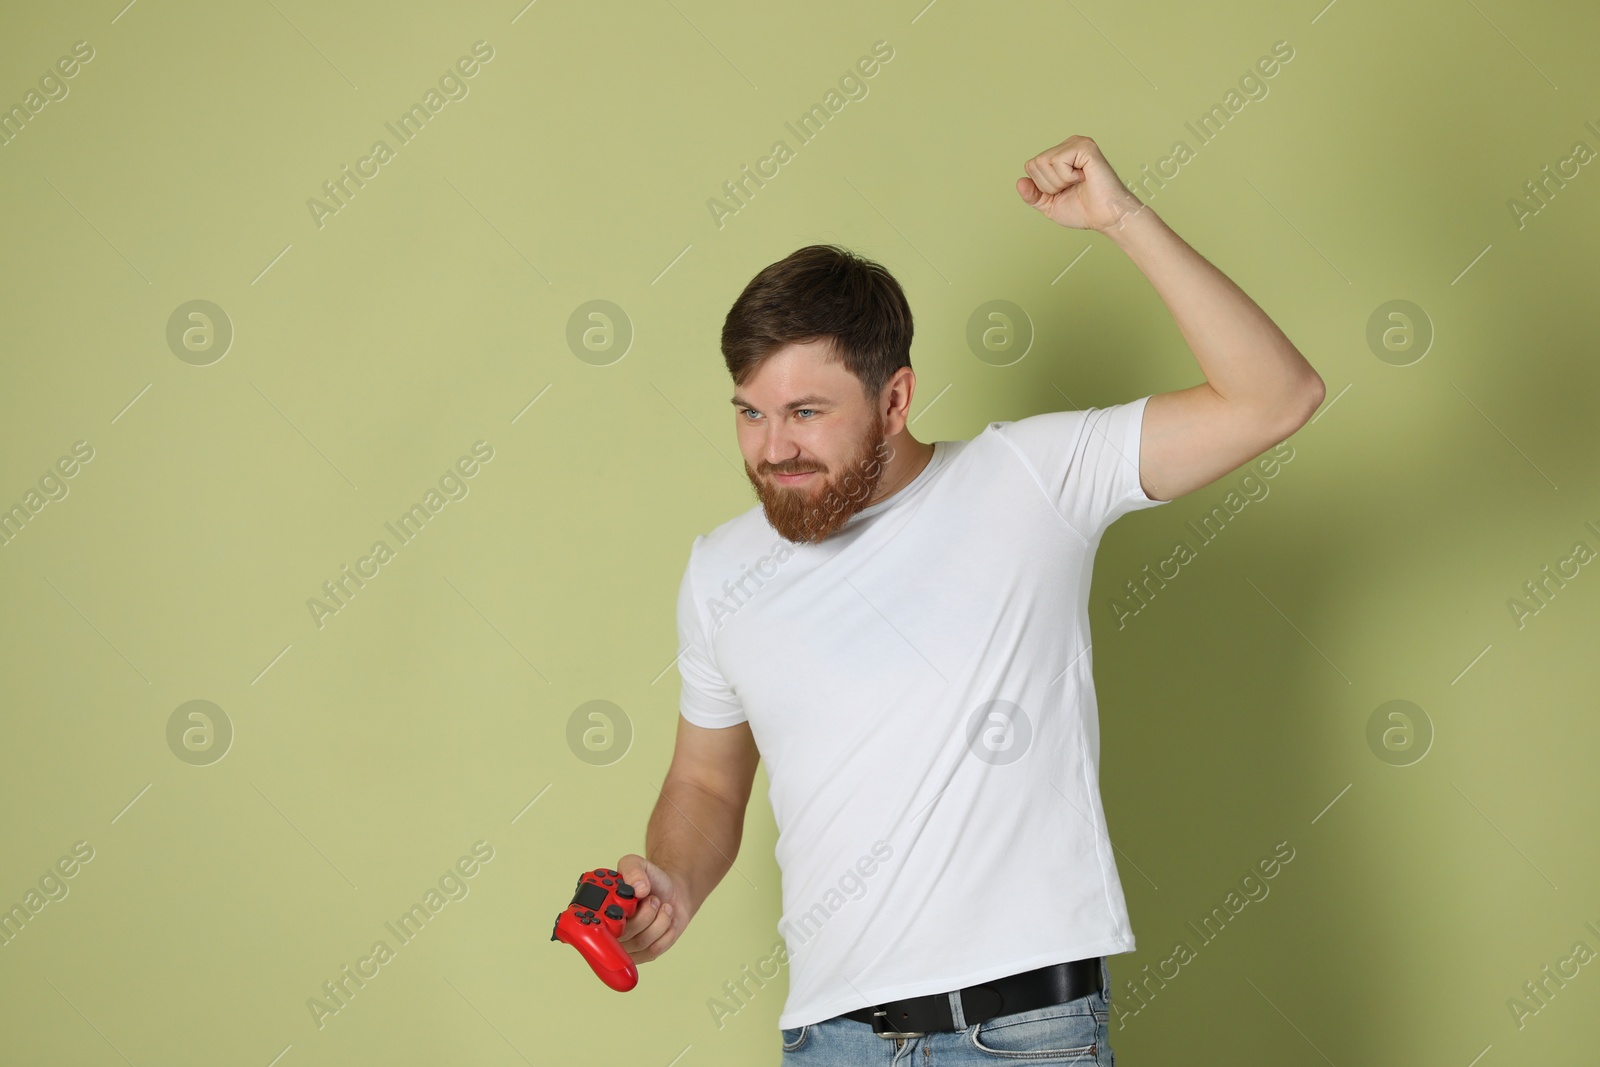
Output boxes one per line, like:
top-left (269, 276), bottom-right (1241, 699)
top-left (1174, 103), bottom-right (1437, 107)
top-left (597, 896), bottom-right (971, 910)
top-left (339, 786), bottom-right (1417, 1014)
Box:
top-left (613, 135), bottom-right (1324, 1063)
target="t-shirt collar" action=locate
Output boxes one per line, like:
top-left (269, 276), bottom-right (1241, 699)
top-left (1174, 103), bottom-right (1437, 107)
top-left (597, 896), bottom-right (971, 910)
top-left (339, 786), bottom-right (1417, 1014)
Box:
top-left (844, 439), bottom-right (948, 526)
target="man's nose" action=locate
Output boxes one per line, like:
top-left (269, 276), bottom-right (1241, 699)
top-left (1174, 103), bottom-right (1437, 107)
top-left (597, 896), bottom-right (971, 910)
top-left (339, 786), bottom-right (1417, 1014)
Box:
top-left (762, 424), bottom-right (802, 466)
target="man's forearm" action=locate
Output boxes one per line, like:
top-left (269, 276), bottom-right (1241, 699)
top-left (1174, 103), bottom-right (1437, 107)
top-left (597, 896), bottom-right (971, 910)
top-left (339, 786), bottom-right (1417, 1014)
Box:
top-left (645, 777), bottom-right (745, 915)
top-left (1102, 200), bottom-right (1322, 420)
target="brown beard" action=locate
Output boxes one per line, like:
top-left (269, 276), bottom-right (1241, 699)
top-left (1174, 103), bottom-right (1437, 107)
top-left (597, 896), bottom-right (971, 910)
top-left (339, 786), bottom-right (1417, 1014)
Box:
top-left (745, 412), bottom-right (894, 543)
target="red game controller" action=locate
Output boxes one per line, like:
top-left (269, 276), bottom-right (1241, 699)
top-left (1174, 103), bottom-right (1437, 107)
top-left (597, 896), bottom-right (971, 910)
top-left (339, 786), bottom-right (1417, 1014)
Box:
top-left (550, 868), bottom-right (640, 991)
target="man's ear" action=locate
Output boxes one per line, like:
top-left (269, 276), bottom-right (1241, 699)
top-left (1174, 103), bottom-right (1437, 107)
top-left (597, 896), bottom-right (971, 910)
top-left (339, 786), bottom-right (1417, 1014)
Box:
top-left (881, 366), bottom-right (916, 436)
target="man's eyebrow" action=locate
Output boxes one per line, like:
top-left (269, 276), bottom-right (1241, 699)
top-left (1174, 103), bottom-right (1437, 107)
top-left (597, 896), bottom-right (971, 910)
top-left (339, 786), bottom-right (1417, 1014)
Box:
top-left (729, 394), bottom-right (834, 412)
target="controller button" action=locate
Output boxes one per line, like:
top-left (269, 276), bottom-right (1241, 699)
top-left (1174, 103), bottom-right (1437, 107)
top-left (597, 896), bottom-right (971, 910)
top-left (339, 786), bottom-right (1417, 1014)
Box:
top-left (602, 878), bottom-right (614, 886)
top-left (593, 868), bottom-right (608, 877)
top-left (616, 883), bottom-right (635, 899)
top-left (606, 869), bottom-right (618, 876)
top-left (605, 905), bottom-right (624, 920)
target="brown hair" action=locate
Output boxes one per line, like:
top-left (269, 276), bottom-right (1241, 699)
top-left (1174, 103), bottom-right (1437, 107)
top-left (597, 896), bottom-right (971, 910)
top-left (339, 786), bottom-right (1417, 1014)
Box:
top-left (721, 244), bottom-right (914, 401)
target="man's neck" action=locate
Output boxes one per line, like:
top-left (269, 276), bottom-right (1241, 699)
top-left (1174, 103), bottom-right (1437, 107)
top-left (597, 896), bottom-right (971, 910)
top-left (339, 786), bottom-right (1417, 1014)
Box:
top-left (864, 432), bottom-right (935, 509)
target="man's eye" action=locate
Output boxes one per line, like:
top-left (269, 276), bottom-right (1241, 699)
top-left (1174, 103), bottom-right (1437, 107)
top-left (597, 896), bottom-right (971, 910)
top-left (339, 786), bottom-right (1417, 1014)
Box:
top-left (740, 409), bottom-right (761, 420)
top-left (796, 409), bottom-right (816, 418)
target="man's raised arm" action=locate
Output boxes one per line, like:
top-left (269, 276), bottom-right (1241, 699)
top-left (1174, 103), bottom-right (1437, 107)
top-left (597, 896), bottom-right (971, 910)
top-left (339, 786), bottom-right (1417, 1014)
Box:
top-left (1018, 134), bottom-right (1325, 503)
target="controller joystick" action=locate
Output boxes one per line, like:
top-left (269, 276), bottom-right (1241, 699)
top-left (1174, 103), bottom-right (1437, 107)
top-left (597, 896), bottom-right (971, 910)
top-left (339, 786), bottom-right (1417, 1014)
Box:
top-left (550, 868), bottom-right (641, 991)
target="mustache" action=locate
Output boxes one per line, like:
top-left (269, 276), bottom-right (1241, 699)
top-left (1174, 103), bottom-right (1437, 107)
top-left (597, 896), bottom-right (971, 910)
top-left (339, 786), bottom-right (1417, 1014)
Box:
top-left (760, 461), bottom-right (823, 476)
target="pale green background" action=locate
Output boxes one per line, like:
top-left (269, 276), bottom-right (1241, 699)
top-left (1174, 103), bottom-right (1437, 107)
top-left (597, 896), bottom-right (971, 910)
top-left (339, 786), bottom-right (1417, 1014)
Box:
top-left (2, 0), bottom-right (1596, 1064)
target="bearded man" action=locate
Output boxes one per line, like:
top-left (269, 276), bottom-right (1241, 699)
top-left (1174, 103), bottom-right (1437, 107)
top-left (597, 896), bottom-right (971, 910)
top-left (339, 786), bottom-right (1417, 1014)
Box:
top-left (611, 135), bottom-right (1325, 1063)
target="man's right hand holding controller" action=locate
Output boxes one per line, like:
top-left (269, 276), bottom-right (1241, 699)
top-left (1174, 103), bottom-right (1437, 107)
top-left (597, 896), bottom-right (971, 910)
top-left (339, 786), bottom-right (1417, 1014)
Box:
top-left (615, 853), bottom-right (691, 963)
top-left (613, 718), bottom-right (761, 976)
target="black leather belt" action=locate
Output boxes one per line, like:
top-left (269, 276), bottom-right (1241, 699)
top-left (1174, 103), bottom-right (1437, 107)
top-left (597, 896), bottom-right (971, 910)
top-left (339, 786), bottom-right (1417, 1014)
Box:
top-left (842, 957), bottom-right (1102, 1037)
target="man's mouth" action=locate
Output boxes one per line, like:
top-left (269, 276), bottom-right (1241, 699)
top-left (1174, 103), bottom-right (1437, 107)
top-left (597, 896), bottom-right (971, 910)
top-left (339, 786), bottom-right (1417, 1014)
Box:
top-left (771, 470), bottom-right (818, 485)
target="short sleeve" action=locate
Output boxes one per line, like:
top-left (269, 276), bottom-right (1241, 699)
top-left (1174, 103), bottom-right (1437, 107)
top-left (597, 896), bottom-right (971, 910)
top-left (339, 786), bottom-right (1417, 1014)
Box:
top-left (675, 539), bottom-right (748, 728)
top-left (991, 394), bottom-right (1168, 543)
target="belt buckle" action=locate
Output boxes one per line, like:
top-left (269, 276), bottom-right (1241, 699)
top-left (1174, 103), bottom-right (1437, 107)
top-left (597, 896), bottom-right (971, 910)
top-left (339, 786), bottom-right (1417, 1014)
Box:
top-left (869, 1009), bottom-right (925, 1040)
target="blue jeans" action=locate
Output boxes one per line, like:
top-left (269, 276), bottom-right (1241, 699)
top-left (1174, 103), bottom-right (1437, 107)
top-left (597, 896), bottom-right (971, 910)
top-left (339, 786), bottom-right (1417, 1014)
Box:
top-left (781, 958), bottom-right (1116, 1065)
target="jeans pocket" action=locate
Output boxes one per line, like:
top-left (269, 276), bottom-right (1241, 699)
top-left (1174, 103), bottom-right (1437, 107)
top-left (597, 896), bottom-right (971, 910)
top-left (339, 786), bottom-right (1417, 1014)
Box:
top-left (968, 996), bottom-right (1101, 1061)
top-left (780, 1024), bottom-right (809, 1052)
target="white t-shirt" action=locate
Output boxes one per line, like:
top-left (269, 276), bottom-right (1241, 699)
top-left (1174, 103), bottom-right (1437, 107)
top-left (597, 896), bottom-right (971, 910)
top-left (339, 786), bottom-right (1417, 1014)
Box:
top-left (674, 394), bottom-right (1169, 1030)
